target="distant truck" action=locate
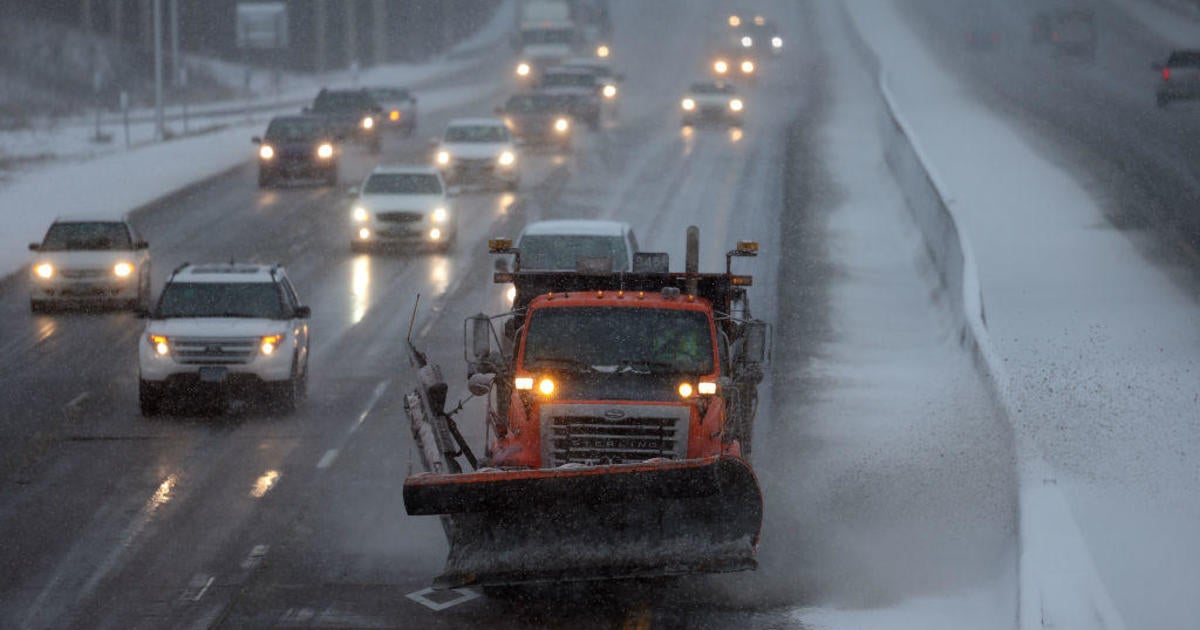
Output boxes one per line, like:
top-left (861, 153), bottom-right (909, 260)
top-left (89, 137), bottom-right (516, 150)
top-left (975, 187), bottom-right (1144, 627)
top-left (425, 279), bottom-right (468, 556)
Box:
top-left (513, 0), bottom-right (579, 84)
top-left (402, 226), bottom-right (769, 590)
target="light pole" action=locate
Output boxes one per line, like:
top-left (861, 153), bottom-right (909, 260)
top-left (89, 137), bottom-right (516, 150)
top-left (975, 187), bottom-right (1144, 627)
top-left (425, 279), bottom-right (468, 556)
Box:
top-left (170, 0), bottom-right (180, 88)
top-left (153, 0), bottom-right (165, 140)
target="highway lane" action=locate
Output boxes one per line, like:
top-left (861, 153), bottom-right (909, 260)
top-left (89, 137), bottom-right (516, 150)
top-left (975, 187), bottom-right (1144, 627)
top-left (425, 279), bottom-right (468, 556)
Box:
top-left (0, 0), bottom-right (1020, 628)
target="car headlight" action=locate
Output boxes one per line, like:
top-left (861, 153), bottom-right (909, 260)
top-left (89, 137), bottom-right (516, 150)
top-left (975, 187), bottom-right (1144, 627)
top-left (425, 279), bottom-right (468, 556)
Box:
top-left (113, 262), bottom-right (134, 277)
top-left (431, 207), bottom-right (448, 223)
top-left (149, 334), bottom-right (170, 356)
top-left (602, 84), bottom-right (617, 99)
top-left (498, 150), bottom-right (516, 166)
top-left (258, 144), bottom-right (275, 160)
top-left (554, 117), bottom-right (570, 132)
top-left (728, 15), bottom-right (741, 27)
top-left (772, 36), bottom-right (783, 48)
top-left (389, 110), bottom-right (400, 121)
top-left (741, 36), bottom-right (753, 48)
top-left (361, 116), bottom-right (375, 130)
top-left (358, 227), bottom-right (371, 240)
top-left (260, 334), bottom-right (284, 356)
top-left (714, 60), bottom-right (729, 74)
top-left (34, 263), bottom-right (54, 279)
top-left (681, 98), bottom-right (696, 111)
top-left (741, 60), bottom-right (755, 74)
top-left (429, 227), bottom-right (443, 241)
top-left (517, 62), bottom-right (531, 77)
top-left (730, 98), bottom-right (744, 112)
top-left (352, 206), bottom-right (369, 222)
top-left (596, 44), bottom-right (610, 58)
top-left (317, 143), bottom-right (334, 159)
top-left (436, 150), bottom-right (451, 166)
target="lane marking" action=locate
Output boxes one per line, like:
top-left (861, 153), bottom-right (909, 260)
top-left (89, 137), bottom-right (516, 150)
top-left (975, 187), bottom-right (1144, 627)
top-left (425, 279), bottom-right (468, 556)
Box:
top-left (405, 587), bottom-right (481, 612)
top-left (241, 544), bottom-right (269, 571)
top-left (192, 576), bottom-right (214, 602)
top-left (316, 449), bottom-right (339, 469)
top-left (351, 380), bottom-right (389, 433)
top-left (65, 391), bottom-right (91, 409)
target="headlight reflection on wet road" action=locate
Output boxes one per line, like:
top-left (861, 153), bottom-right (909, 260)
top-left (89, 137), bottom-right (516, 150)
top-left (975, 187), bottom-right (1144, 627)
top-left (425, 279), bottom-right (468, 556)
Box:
top-left (351, 255), bottom-right (371, 325)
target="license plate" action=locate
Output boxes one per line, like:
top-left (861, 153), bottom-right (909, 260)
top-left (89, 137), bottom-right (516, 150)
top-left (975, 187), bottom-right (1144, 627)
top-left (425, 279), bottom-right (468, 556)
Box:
top-left (199, 367), bottom-right (228, 383)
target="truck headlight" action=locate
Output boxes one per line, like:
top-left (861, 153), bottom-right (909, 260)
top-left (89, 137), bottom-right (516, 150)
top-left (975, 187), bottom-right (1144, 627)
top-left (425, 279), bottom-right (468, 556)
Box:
top-left (358, 227), bottom-right (371, 240)
top-left (149, 334), bottom-right (170, 356)
top-left (353, 206), bottom-right (369, 222)
top-left (258, 144), bottom-right (275, 160)
top-left (698, 381), bottom-right (718, 395)
top-left (113, 262), bottom-right (134, 277)
top-left (554, 117), bottom-right (570, 133)
top-left (431, 207), bottom-right (448, 223)
top-left (260, 334), bottom-right (284, 356)
top-left (602, 84), bottom-right (617, 99)
top-left (741, 36), bottom-right (753, 48)
top-left (681, 98), bottom-right (696, 111)
top-left (436, 150), bottom-right (451, 166)
top-left (730, 98), bottom-right (744, 112)
top-left (772, 36), bottom-right (783, 49)
top-left (596, 44), bottom-right (610, 58)
top-left (713, 60), bottom-right (728, 74)
top-left (429, 227), bottom-right (443, 241)
top-left (515, 376), bottom-right (534, 390)
top-left (317, 143), bottom-right (334, 159)
top-left (516, 62), bottom-right (531, 77)
top-left (678, 382), bottom-right (694, 398)
top-left (538, 377), bottom-right (555, 396)
top-left (361, 116), bottom-right (375, 130)
top-left (34, 263), bottom-right (54, 279)
top-left (498, 151), bottom-right (516, 167)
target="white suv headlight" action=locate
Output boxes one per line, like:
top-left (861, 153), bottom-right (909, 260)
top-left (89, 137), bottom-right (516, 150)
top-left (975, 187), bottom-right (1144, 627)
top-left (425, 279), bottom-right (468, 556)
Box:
top-left (114, 262), bottom-right (134, 277)
top-left (34, 263), bottom-right (54, 279)
top-left (353, 206), bottom-right (369, 222)
top-left (498, 150), bottom-right (516, 167)
top-left (260, 334), bottom-right (284, 356)
top-left (431, 207), bottom-right (449, 223)
top-left (149, 334), bottom-right (170, 356)
top-left (436, 150), bottom-right (451, 166)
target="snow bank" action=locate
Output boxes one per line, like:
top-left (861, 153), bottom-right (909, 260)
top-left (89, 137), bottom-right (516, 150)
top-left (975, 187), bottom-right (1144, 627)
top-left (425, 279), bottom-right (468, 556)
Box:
top-left (838, 4), bottom-right (1131, 630)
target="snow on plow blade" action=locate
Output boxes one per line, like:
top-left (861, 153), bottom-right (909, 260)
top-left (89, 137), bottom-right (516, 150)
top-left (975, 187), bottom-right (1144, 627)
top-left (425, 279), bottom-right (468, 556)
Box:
top-left (403, 456), bottom-right (763, 588)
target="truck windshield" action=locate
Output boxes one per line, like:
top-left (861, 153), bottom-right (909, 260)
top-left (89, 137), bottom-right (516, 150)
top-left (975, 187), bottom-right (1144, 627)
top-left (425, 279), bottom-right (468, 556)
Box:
top-left (523, 307), bottom-right (714, 374)
top-left (156, 282), bottom-right (285, 319)
top-left (521, 28), bottom-right (574, 46)
top-left (542, 73), bottom-right (596, 88)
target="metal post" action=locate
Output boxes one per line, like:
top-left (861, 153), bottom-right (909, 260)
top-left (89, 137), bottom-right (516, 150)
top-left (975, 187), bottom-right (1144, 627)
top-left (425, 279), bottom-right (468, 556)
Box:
top-left (314, 0), bottom-right (327, 73)
top-left (153, 0), bottom-right (164, 140)
top-left (121, 91), bottom-right (131, 148)
top-left (169, 0), bottom-right (179, 88)
top-left (372, 0), bottom-right (387, 66)
top-left (345, 0), bottom-right (359, 73)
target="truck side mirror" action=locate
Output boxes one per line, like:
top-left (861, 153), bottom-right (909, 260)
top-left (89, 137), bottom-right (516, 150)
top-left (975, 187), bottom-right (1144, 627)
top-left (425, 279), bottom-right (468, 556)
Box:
top-left (294, 305), bottom-right (312, 319)
top-left (251, 136), bottom-right (262, 144)
top-left (135, 240), bottom-right (150, 250)
top-left (467, 372), bottom-right (496, 397)
top-left (494, 257), bottom-right (511, 273)
top-left (28, 243), bottom-right (40, 251)
top-left (467, 313), bottom-right (492, 362)
top-left (742, 320), bottom-right (769, 364)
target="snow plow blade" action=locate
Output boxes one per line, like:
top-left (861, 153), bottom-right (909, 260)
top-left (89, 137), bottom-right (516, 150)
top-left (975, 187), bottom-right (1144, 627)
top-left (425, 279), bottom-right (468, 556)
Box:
top-left (403, 455), bottom-right (762, 588)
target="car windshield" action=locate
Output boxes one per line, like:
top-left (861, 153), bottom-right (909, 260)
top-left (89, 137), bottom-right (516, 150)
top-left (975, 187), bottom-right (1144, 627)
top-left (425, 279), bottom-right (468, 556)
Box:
top-left (517, 234), bottom-right (629, 271)
top-left (691, 82), bottom-right (735, 94)
top-left (367, 88), bottom-right (411, 101)
top-left (156, 282), bottom-right (285, 319)
top-left (520, 28), bottom-right (574, 45)
top-left (541, 73), bottom-right (596, 88)
top-left (505, 94), bottom-right (570, 112)
top-left (444, 125), bottom-right (507, 142)
top-left (523, 307), bottom-right (714, 374)
top-left (312, 91), bottom-right (374, 112)
top-left (40, 222), bottom-right (131, 251)
top-left (265, 118), bottom-right (325, 141)
top-left (362, 173), bottom-right (442, 195)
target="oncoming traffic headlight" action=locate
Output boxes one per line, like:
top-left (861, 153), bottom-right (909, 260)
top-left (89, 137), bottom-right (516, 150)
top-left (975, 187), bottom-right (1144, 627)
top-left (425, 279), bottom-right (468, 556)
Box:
top-left (436, 150), bottom-right (451, 166)
top-left (538, 378), bottom-right (556, 396)
top-left (497, 151), bottom-right (516, 167)
top-left (741, 60), bottom-right (755, 74)
top-left (677, 382), bottom-right (694, 399)
top-left (772, 36), bottom-right (783, 49)
top-left (713, 60), bottom-right (729, 74)
top-left (317, 143), bottom-right (334, 159)
top-left (698, 381), bottom-right (718, 396)
top-left (728, 15), bottom-right (740, 27)
top-left (353, 206), bottom-right (369, 222)
top-left (730, 98), bottom-right (744, 112)
top-left (681, 98), bottom-right (696, 111)
top-left (429, 227), bottom-right (443, 241)
top-left (554, 117), bottom-right (570, 133)
top-left (260, 334), bottom-right (283, 356)
top-left (389, 110), bottom-right (400, 121)
top-left (34, 263), bottom-right (54, 279)
top-left (361, 116), bottom-right (375, 130)
top-left (149, 334), bottom-right (170, 356)
top-left (602, 84), bottom-right (617, 99)
top-left (113, 262), bottom-right (134, 278)
top-left (596, 44), bottom-right (610, 58)
top-left (431, 207), bottom-right (449, 223)
top-left (258, 144), bottom-right (275, 160)
top-left (516, 62), bottom-right (531, 77)
top-left (515, 376), bottom-right (534, 390)
top-left (741, 36), bottom-right (753, 48)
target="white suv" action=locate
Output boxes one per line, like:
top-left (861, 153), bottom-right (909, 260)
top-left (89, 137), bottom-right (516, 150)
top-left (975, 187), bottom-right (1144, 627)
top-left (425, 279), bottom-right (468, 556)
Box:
top-left (432, 118), bottom-right (521, 191)
top-left (351, 165), bottom-right (456, 253)
top-left (28, 216), bottom-right (151, 312)
top-left (138, 263), bottom-right (311, 416)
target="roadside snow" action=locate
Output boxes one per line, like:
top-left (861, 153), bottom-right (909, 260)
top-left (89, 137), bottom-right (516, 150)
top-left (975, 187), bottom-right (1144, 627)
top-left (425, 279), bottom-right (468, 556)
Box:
top-left (845, 1), bottom-right (1200, 629)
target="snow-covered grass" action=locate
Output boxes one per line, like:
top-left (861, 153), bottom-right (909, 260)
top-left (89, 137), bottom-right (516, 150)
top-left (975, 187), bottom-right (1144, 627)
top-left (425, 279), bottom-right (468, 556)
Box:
top-left (843, 1), bottom-right (1200, 629)
top-left (0, 1), bottom-right (516, 283)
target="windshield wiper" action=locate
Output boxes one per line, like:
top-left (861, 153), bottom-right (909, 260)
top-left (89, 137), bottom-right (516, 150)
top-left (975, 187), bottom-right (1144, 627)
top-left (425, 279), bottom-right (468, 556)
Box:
top-left (616, 359), bottom-right (677, 374)
top-left (525, 357), bottom-right (595, 372)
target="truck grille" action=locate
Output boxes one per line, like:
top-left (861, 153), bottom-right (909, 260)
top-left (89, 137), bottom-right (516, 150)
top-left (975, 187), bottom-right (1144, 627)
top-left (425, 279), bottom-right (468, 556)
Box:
top-left (377, 211), bottom-right (423, 223)
top-left (541, 404), bottom-right (690, 466)
top-left (172, 337), bottom-right (258, 365)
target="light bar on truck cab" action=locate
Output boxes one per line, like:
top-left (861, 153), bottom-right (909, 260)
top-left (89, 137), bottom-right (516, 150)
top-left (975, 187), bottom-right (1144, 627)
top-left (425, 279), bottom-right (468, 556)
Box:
top-left (736, 241), bottom-right (758, 255)
top-left (489, 238), bottom-right (514, 253)
top-left (731, 275), bottom-right (753, 286)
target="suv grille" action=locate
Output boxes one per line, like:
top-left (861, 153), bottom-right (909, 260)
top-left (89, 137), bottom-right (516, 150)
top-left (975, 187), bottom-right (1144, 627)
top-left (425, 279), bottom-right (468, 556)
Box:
top-left (541, 404), bottom-right (690, 466)
top-left (377, 212), bottom-right (424, 223)
top-left (172, 337), bottom-right (258, 365)
top-left (60, 269), bottom-right (109, 279)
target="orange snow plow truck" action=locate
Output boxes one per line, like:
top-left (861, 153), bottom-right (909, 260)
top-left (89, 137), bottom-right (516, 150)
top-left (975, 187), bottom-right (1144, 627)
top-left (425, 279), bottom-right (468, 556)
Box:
top-left (402, 226), bottom-right (769, 589)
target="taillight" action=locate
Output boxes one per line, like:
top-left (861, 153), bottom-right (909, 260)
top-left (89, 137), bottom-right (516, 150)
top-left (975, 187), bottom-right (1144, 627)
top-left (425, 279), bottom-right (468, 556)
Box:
top-left (1163, 67), bottom-right (1171, 81)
